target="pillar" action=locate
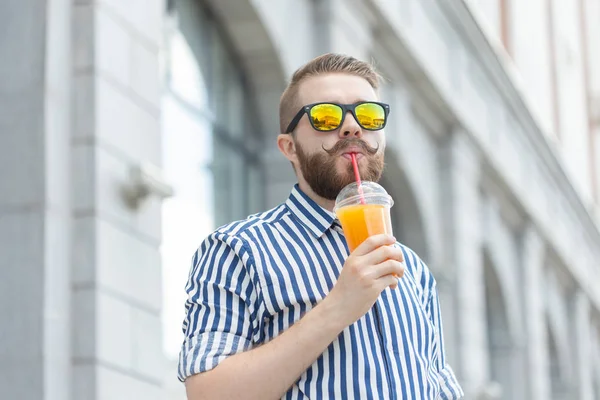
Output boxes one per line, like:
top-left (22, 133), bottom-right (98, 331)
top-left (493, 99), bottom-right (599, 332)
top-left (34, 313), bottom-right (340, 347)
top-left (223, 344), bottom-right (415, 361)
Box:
top-left (0, 0), bottom-right (72, 398)
top-left (439, 129), bottom-right (487, 397)
top-left (71, 0), bottom-right (166, 398)
top-left (573, 291), bottom-right (593, 400)
top-left (522, 226), bottom-right (551, 400)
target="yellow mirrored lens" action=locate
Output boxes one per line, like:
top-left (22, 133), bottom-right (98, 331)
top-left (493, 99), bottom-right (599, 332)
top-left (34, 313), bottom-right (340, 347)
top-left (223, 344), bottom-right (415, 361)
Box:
top-left (355, 103), bottom-right (385, 129)
top-left (310, 104), bottom-right (343, 131)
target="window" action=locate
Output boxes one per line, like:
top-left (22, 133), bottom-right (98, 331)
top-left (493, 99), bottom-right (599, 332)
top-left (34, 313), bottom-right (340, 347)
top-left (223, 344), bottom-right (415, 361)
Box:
top-left (160, 0), bottom-right (264, 358)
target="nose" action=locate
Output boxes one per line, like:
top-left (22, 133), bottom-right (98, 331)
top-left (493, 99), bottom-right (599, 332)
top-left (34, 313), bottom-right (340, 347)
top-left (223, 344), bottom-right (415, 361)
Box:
top-left (338, 111), bottom-right (363, 139)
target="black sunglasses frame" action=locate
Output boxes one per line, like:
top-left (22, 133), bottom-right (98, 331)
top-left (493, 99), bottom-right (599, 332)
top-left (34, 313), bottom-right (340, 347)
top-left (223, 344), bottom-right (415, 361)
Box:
top-left (284, 101), bottom-right (390, 134)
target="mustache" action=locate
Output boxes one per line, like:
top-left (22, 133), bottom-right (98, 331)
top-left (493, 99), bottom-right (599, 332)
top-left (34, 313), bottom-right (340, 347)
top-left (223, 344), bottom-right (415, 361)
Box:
top-left (322, 139), bottom-right (380, 156)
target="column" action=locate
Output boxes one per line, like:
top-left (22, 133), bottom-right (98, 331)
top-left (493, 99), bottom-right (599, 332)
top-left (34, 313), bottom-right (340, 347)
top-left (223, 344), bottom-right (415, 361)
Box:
top-left (439, 129), bottom-right (487, 397)
top-left (0, 1), bottom-right (72, 399)
top-left (71, 1), bottom-right (166, 399)
top-left (522, 226), bottom-right (551, 400)
top-left (573, 291), bottom-right (593, 400)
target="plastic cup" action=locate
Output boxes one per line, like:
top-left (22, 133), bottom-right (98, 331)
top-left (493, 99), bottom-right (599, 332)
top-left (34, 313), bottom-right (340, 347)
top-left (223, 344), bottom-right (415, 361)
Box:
top-left (333, 181), bottom-right (394, 253)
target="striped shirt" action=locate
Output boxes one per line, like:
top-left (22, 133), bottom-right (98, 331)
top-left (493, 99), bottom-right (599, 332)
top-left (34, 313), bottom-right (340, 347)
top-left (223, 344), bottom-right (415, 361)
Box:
top-left (178, 184), bottom-right (464, 399)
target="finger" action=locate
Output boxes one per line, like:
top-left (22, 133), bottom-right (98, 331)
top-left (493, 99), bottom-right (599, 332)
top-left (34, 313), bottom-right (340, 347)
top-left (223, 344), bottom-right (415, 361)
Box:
top-left (361, 245), bottom-right (404, 266)
top-left (352, 234), bottom-right (396, 256)
top-left (370, 259), bottom-right (405, 280)
top-left (377, 274), bottom-right (399, 292)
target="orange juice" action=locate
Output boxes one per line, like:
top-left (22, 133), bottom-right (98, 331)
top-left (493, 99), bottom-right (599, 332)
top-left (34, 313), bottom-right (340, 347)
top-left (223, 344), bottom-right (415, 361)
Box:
top-left (336, 203), bottom-right (393, 252)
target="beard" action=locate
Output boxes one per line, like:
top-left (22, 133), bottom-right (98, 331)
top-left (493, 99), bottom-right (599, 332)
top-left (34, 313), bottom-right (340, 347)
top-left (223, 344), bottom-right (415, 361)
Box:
top-left (295, 138), bottom-right (385, 200)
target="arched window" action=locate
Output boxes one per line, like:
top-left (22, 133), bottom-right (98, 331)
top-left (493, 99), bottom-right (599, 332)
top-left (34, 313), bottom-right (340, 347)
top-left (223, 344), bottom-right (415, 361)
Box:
top-left (160, 0), bottom-right (264, 358)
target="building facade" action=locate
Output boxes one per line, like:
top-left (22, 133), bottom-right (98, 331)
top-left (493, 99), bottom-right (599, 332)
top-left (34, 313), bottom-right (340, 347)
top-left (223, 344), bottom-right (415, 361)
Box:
top-left (1, 0), bottom-right (600, 399)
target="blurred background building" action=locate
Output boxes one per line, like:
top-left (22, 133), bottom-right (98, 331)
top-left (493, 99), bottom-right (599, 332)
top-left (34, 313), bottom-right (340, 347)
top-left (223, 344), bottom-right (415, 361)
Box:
top-left (1, 0), bottom-right (600, 399)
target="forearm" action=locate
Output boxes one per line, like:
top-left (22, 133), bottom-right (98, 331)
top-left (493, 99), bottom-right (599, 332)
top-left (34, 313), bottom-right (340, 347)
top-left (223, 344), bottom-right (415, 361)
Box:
top-left (185, 298), bottom-right (345, 400)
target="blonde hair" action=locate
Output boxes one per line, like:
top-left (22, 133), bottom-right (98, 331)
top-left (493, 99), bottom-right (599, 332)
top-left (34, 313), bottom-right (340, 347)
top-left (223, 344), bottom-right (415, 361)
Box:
top-left (279, 53), bottom-right (382, 134)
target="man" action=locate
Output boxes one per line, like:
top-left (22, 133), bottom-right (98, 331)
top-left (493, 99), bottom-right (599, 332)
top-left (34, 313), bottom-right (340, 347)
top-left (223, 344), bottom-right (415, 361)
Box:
top-left (179, 53), bottom-right (464, 399)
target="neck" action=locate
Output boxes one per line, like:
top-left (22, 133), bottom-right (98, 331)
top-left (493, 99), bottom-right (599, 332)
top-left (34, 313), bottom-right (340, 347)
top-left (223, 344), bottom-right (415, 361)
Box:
top-left (297, 180), bottom-right (336, 212)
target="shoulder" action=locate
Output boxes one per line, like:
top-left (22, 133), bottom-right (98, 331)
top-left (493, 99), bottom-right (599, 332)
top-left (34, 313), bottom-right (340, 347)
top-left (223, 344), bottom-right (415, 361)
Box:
top-left (215, 203), bottom-right (289, 239)
top-left (186, 204), bottom-right (290, 287)
top-left (195, 203), bottom-right (290, 259)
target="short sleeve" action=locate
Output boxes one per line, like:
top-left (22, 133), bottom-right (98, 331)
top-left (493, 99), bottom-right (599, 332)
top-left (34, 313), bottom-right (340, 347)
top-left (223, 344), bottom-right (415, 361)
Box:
top-left (177, 231), bottom-right (257, 382)
top-left (427, 286), bottom-right (464, 399)
top-left (398, 244), bottom-right (463, 398)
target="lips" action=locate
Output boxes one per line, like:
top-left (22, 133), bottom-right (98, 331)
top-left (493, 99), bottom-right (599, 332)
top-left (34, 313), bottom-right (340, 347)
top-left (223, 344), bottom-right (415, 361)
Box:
top-left (340, 146), bottom-right (365, 161)
top-left (341, 152), bottom-right (364, 161)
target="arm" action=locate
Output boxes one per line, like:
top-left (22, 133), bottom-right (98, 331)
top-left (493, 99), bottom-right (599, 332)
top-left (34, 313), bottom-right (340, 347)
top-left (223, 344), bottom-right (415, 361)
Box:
top-left (181, 233), bottom-right (405, 400)
top-left (185, 296), bottom-right (344, 400)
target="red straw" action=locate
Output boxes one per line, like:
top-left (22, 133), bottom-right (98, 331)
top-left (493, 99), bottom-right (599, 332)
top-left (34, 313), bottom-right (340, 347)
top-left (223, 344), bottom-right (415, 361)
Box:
top-left (350, 153), bottom-right (366, 205)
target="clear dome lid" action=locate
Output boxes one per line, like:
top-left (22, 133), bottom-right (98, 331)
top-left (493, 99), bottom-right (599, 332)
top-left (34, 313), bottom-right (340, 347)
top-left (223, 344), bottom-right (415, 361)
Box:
top-left (334, 181), bottom-right (394, 212)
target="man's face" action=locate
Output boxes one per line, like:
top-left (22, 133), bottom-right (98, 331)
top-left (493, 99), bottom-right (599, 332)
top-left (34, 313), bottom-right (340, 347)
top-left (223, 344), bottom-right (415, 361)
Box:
top-left (291, 73), bottom-right (386, 200)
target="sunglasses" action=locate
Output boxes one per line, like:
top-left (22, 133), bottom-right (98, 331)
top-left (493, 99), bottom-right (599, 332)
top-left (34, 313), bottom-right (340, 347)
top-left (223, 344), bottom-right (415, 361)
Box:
top-left (285, 101), bottom-right (390, 133)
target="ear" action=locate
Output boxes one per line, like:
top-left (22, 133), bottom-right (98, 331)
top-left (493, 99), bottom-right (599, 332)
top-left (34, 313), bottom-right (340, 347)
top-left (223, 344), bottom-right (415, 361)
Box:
top-left (277, 134), bottom-right (298, 163)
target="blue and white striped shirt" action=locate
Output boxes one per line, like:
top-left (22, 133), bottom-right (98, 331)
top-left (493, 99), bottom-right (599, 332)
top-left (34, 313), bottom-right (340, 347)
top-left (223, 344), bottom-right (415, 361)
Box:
top-left (178, 184), bottom-right (464, 399)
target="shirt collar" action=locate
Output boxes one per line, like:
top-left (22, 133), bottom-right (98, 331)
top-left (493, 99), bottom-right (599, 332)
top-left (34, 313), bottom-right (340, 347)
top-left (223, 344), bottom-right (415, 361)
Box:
top-left (285, 184), bottom-right (337, 238)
